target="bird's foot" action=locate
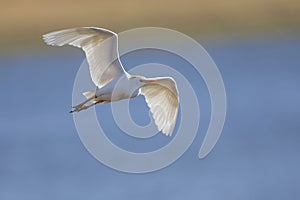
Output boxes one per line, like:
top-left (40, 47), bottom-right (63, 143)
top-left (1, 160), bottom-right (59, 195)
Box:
top-left (69, 104), bottom-right (88, 113)
top-left (69, 99), bottom-right (104, 113)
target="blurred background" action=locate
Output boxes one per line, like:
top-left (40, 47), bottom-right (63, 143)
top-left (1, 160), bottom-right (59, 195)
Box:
top-left (1, 0), bottom-right (300, 199)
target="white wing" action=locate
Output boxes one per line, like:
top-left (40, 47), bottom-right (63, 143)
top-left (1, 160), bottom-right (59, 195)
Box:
top-left (140, 77), bottom-right (179, 136)
top-left (43, 27), bottom-right (126, 88)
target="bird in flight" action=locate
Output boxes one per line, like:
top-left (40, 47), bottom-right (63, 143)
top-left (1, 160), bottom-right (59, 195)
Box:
top-left (43, 27), bottom-right (179, 136)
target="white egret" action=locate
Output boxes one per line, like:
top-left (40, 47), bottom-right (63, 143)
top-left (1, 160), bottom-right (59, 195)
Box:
top-left (43, 27), bottom-right (179, 136)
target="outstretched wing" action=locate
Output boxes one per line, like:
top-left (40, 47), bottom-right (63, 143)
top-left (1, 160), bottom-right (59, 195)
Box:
top-left (140, 77), bottom-right (179, 136)
top-left (43, 27), bottom-right (126, 88)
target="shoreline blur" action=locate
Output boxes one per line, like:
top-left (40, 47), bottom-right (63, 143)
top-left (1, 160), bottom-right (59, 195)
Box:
top-left (1, 0), bottom-right (299, 48)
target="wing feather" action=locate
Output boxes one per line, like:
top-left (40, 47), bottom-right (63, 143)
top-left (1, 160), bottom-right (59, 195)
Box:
top-left (140, 77), bottom-right (179, 136)
top-left (43, 27), bottom-right (126, 88)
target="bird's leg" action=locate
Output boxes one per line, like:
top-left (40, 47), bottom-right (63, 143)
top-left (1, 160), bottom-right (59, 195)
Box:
top-left (70, 99), bottom-right (106, 113)
top-left (72, 96), bottom-right (94, 109)
top-left (80, 100), bottom-right (105, 110)
top-left (70, 96), bottom-right (95, 113)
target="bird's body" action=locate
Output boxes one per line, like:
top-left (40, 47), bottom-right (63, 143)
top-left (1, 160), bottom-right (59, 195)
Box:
top-left (88, 75), bottom-right (142, 101)
top-left (43, 27), bottom-right (179, 136)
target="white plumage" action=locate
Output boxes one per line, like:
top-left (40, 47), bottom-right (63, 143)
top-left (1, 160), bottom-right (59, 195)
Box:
top-left (43, 27), bottom-right (179, 136)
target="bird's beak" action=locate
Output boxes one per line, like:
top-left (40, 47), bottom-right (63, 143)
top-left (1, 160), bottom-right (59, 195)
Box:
top-left (140, 79), bottom-right (157, 83)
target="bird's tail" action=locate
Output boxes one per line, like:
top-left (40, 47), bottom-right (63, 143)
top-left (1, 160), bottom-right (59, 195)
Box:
top-left (82, 90), bottom-right (97, 99)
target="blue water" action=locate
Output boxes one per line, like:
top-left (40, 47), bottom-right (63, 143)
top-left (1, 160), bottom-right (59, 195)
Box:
top-left (1, 35), bottom-right (300, 199)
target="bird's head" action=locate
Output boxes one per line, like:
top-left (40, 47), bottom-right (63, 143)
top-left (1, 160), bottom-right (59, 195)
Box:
top-left (131, 75), bottom-right (157, 84)
top-left (129, 75), bottom-right (157, 88)
top-left (129, 75), bottom-right (145, 84)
